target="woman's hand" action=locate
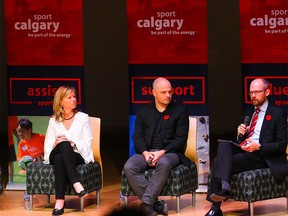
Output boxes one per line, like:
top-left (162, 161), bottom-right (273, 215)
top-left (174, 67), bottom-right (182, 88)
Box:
top-left (53, 134), bottom-right (69, 148)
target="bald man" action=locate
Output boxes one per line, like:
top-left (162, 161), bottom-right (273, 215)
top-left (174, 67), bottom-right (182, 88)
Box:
top-left (124, 77), bottom-right (192, 216)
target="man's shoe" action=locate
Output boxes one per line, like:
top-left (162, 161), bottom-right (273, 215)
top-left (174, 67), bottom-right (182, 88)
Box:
top-left (210, 189), bottom-right (231, 202)
top-left (153, 200), bottom-right (168, 215)
top-left (204, 206), bottom-right (223, 216)
top-left (140, 203), bottom-right (158, 216)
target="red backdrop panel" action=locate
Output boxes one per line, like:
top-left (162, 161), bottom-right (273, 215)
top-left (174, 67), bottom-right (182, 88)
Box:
top-left (240, 0), bottom-right (288, 63)
top-left (4, 0), bottom-right (83, 66)
top-left (127, 0), bottom-right (207, 64)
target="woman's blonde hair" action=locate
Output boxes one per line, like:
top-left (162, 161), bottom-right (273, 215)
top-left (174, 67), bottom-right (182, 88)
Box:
top-left (53, 86), bottom-right (78, 122)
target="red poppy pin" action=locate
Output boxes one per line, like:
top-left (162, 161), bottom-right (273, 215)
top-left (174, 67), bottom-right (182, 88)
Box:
top-left (266, 115), bottom-right (272, 121)
top-left (163, 115), bottom-right (170, 120)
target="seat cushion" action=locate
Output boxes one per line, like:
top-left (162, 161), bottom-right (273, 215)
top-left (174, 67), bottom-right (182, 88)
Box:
top-left (230, 168), bottom-right (288, 202)
top-left (26, 161), bottom-right (102, 195)
top-left (121, 163), bottom-right (198, 196)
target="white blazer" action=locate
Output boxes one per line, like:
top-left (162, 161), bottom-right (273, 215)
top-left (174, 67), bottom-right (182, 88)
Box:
top-left (43, 111), bottom-right (94, 164)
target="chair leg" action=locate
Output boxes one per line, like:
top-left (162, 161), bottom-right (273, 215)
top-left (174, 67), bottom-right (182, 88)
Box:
top-left (80, 197), bottom-right (84, 212)
top-left (96, 190), bottom-right (100, 205)
top-left (176, 196), bottom-right (180, 213)
top-left (29, 194), bottom-right (33, 211)
top-left (124, 196), bottom-right (128, 206)
top-left (192, 190), bottom-right (196, 206)
top-left (248, 202), bottom-right (254, 216)
top-left (47, 194), bottom-right (50, 206)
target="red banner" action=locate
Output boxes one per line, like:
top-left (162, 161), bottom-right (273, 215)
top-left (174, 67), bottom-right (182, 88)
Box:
top-left (4, 0), bottom-right (83, 66)
top-left (239, 0), bottom-right (288, 112)
top-left (127, 0), bottom-right (207, 64)
top-left (240, 0), bottom-right (288, 63)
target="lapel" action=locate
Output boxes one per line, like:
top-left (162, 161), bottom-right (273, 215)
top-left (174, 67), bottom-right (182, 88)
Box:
top-left (160, 102), bottom-right (174, 139)
top-left (147, 103), bottom-right (156, 144)
top-left (259, 104), bottom-right (272, 141)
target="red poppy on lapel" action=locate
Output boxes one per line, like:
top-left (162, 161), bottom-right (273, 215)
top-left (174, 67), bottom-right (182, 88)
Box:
top-left (163, 115), bottom-right (170, 120)
top-left (266, 115), bottom-right (272, 121)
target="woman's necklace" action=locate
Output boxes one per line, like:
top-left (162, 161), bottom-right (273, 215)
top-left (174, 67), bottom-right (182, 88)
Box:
top-left (64, 112), bottom-right (75, 120)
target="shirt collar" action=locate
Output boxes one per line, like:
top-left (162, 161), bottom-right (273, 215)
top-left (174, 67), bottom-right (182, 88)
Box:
top-left (255, 100), bottom-right (268, 113)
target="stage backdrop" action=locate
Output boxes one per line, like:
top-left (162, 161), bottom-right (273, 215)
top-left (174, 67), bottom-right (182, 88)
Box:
top-left (239, 0), bottom-right (287, 114)
top-left (4, 0), bottom-right (84, 185)
top-left (127, 0), bottom-right (209, 184)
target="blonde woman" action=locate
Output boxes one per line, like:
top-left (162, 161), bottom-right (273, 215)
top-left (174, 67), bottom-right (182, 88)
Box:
top-left (44, 86), bottom-right (94, 215)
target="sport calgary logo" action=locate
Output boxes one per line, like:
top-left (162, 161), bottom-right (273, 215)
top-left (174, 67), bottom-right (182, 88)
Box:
top-left (249, 9), bottom-right (288, 34)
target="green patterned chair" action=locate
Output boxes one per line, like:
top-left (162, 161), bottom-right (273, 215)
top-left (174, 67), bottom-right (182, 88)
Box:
top-left (121, 117), bottom-right (198, 213)
top-left (26, 117), bottom-right (103, 211)
top-left (208, 146), bottom-right (288, 216)
top-left (229, 147), bottom-right (288, 216)
top-left (230, 168), bottom-right (288, 216)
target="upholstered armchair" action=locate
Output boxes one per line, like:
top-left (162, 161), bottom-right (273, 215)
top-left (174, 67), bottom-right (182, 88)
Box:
top-left (230, 168), bottom-right (288, 216)
top-left (26, 117), bottom-right (103, 211)
top-left (121, 117), bottom-right (198, 213)
top-left (208, 146), bottom-right (288, 216)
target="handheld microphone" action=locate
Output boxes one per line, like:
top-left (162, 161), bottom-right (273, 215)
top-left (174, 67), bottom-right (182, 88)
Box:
top-left (238, 116), bottom-right (250, 140)
top-left (147, 154), bottom-right (154, 165)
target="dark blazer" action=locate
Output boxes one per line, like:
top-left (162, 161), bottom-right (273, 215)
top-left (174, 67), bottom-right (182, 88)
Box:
top-left (132, 101), bottom-right (192, 167)
top-left (240, 103), bottom-right (287, 180)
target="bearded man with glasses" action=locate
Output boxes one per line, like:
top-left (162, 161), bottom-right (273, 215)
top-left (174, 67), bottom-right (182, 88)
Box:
top-left (205, 78), bottom-right (287, 216)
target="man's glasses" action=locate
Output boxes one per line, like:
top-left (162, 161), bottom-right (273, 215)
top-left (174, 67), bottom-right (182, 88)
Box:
top-left (248, 89), bottom-right (267, 96)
